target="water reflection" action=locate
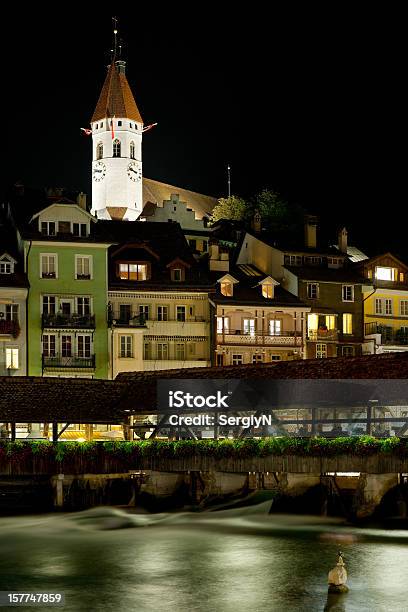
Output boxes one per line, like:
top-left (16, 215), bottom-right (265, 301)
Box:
top-left (0, 506), bottom-right (407, 611)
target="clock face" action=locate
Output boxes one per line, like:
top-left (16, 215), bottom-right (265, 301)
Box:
top-left (92, 161), bottom-right (106, 182)
top-left (127, 162), bottom-right (142, 182)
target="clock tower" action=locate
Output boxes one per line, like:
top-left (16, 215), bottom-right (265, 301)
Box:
top-left (90, 59), bottom-right (143, 221)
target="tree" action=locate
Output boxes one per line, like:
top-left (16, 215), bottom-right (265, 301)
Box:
top-left (210, 195), bottom-right (248, 223)
top-left (253, 189), bottom-right (304, 233)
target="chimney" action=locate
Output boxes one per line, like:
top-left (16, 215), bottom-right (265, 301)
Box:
top-left (304, 214), bottom-right (318, 249)
top-left (77, 192), bottom-right (87, 211)
top-left (338, 227), bottom-right (348, 254)
top-left (252, 210), bottom-right (261, 233)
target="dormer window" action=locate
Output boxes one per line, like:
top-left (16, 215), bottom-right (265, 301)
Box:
top-left (41, 221), bottom-right (56, 236)
top-left (96, 142), bottom-right (103, 160)
top-left (0, 255), bottom-right (14, 274)
top-left (172, 268), bottom-right (182, 281)
top-left (221, 282), bottom-right (233, 297)
top-left (262, 284), bottom-right (273, 299)
top-left (130, 141), bottom-right (135, 159)
top-left (113, 139), bottom-right (121, 158)
top-left (118, 262), bottom-right (148, 281)
top-left (73, 223), bottom-right (87, 237)
top-left (375, 266), bottom-right (397, 281)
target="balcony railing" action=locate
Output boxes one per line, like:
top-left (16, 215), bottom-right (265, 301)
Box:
top-left (42, 354), bottom-right (96, 369)
top-left (365, 323), bottom-right (408, 346)
top-left (42, 313), bottom-right (95, 329)
top-left (217, 330), bottom-right (302, 346)
top-left (307, 329), bottom-right (338, 341)
top-left (108, 311), bottom-right (206, 327)
top-left (0, 319), bottom-right (20, 338)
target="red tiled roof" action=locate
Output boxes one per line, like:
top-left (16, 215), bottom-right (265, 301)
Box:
top-left (92, 62), bottom-right (143, 123)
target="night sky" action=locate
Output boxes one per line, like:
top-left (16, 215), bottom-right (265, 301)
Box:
top-left (3, 8), bottom-right (406, 256)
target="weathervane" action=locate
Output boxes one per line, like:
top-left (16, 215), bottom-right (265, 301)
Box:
top-left (111, 16), bottom-right (119, 61)
top-left (227, 164), bottom-right (231, 197)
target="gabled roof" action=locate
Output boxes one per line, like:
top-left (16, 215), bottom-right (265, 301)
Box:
top-left (357, 252), bottom-right (408, 270)
top-left (0, 253), bottom-right (17, 264)
top-left (30, 202), bottom-right (97, 223)
top-left (142, 178), bottom-right (218, 220)
top-left (92, 61), bottom-right (143, 123)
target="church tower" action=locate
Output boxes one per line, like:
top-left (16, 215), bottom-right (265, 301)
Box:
top-left (90, 60), bottom-right (143, 221)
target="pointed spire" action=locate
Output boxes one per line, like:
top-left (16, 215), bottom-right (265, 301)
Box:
top-left (91, 60), bottom-right (143, 124)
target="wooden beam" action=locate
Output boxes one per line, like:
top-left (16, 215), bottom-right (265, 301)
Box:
top-left (10, 422), bottom-right (16, 441)
top-left (52, 422), bottom-right (59, 442)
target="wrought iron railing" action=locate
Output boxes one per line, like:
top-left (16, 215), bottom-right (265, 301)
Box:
top-left (42, 354), bottom-right (95, 368)
top-left (42, 313), bottom-right (95, 329)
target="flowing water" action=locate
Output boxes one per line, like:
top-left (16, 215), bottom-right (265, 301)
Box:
top-left (0, 503), bottom-right (407, 612)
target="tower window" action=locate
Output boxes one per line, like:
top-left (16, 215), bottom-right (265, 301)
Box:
top-left (96, 142), bottom-right (103, 160)
top-left (118, 120), bottom-right (122, 127)
top-left (113, 139), bottom-right (121, 158)
top-left (130, 141), bottom-right (135, 159)
top-left (130, 123), bottom-right (133, 129)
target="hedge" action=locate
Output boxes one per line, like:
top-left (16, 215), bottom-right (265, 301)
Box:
top-left (1, 436), bottom-right (408, 461)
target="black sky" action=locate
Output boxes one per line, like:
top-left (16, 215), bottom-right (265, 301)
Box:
top-left (3, 8), bottom-right (406, 256)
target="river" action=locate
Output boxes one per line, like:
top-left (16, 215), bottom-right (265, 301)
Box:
top-left (0, 503), bottom-right (407, 612)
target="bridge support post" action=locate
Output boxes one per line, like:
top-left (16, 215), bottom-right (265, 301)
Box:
top-left (354, 473), bottom-right (398, 519)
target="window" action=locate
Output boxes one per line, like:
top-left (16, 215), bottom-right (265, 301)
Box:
top-left (78, 335), bottom-right (91, 358)
top-left (221, 282), bottom-right (233, 297)
top-left (61, 335), bottom-right (72, 357)
top-left (6, 348), bottom-right (19, 369)
top-left (305, 256), bottom-right (322, 265)
top-left (118, 263), bottom-right (148, 281)
top-left (400, 272), bottom-right (405, 283)
top-left (77, 297), bottom-right (90, 316)
top-left (375, 266), bottom-right (397, 281)
top-left (262, 284), bottom-right (273, 298)
top-left (113, 139), bottom-right (121, 157)
top-left (0, 261), bottom-right (12, 274)
top-left (385, 299), bottom-right (393, 314)
top-left (176, 343), bottom-right (185, 360)
top-left (401, 300), bottom-right (408, 316)
top-left (270, 355), bottom-right (281, 361)
top-left (6, 304), bottom-right (18, 322)
top-left (42, 296), bottom-right (56, 314)
top-left (232, 354), bottom-right (243, 365)
top-left (189, 239), bottom-right (197, 250)
top-left (243, 319), bottom-right (256, 336)
top-left (120, 335), bottom-right (133, 358)
top-left (73, 223), bottom-right (87, 237)
top-left (139, 305), bottom-right (149, 321)
top-left (342, 285), bottom-right (354, 302)
top-left (269, 320), bottom-right (282, 335)
top-left (119, 304), bottom-right (131, 323)
top-left (130, 123), bottom-right (133, 129)
top-left (157, 343), bottom-right (168, 360)
top-left (252, 354), bottom-right (264, 363)
top-left (58, 221), bottom-right (71, 234)
top-left (327, 257), bottom-right (342, 269)
top-left (157, 306), bottom-right (168, 321)
top-left (41, 222), bottom-right (56, 236)
top-left (43, 334), bottom-right (56, 357)
top-left (375, 298), bottom-right (383, 314)
top-left (316, 343), bottom-right (327, 359)
top-left (216, 354), bottom-right (224, 366)
top-left (217, 317), bottom-right (229, 333)
top-left (76, 255), bottom-right (92, 279)
top-left (130, 141), bottom-right (135, 159)
top-left (143, 342), bottom-right (150, 360)
top-left (285, 255), bottom-right (302, 266)
top-left (176, 306), bottom-right (186, 322)
top-left (96, 142), bottom-right (103, 160)
top-left (343, 313), bottom-right (353, 335)
top-left (342, 346), bottom-right (354, 357)
top-left (172, 268), bottom-right (182, 281)
top-left (40, 254), bottom-right (57, 278)
top-left (307, 283), bottom-right (319, 299)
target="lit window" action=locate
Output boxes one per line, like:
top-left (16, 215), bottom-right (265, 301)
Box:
top-left (113, 139), bottom-right (121, 157)
top-left (76, 256), bottom-right (92, 279)
top-left (343, 313), bottom-right (353, 334)
top-left (307, 283), bottom-right (319, 299)
top-left (96, 142), bottom-right (103, 160)
top-left (375, 266), bottom-right (397, 281)
top-left (6, 348), bottom-right (19, 369)
top-left (316, 344), bottom-right (327, 359)
top-left (40, 254), bottom-right (57, 278)
top-left (73, 223), bottom-right (87, 237)
top-left (118, 263), bottom-right (148, 281)
top-left (41, 222), bottom-right (56, 236)
top-left (400, 272), bottom-right (404, 283)
top-left (216, 317), bottom-right (229, 333)
top-left (130, 141), bottom-right (135, 159)
top-left (120, 335), bottom-right (133, 358)
top-left (243, 319), bottom-right (255, 336)
top-left (342, 285), bottom-right (354, 302)
top-left (232, 354), bottom-right (243, 365)
top-left (262, 284), bottom-right (273, 298)
top-left (269, 320), bottom-right (282, 336)
top-left (221, 282), bottom-right (233, 296)
top-left (176, 306), bottom-right (186, 322)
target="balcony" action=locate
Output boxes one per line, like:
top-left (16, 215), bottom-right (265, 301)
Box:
top-left (42, 313), bottom-right (95, 329)
top-left (217, 330), bottom-right (302, 347)
top-left (307, 329), bottom-right (338, 341)
top-left (0, 319), bottom-right (20, 338)
top-left (365, 323), bottom-right (408, 346)
top-left (42, 354), bottom-right (96, 369)
top-left (108, 312), bottom-right (147, 328)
